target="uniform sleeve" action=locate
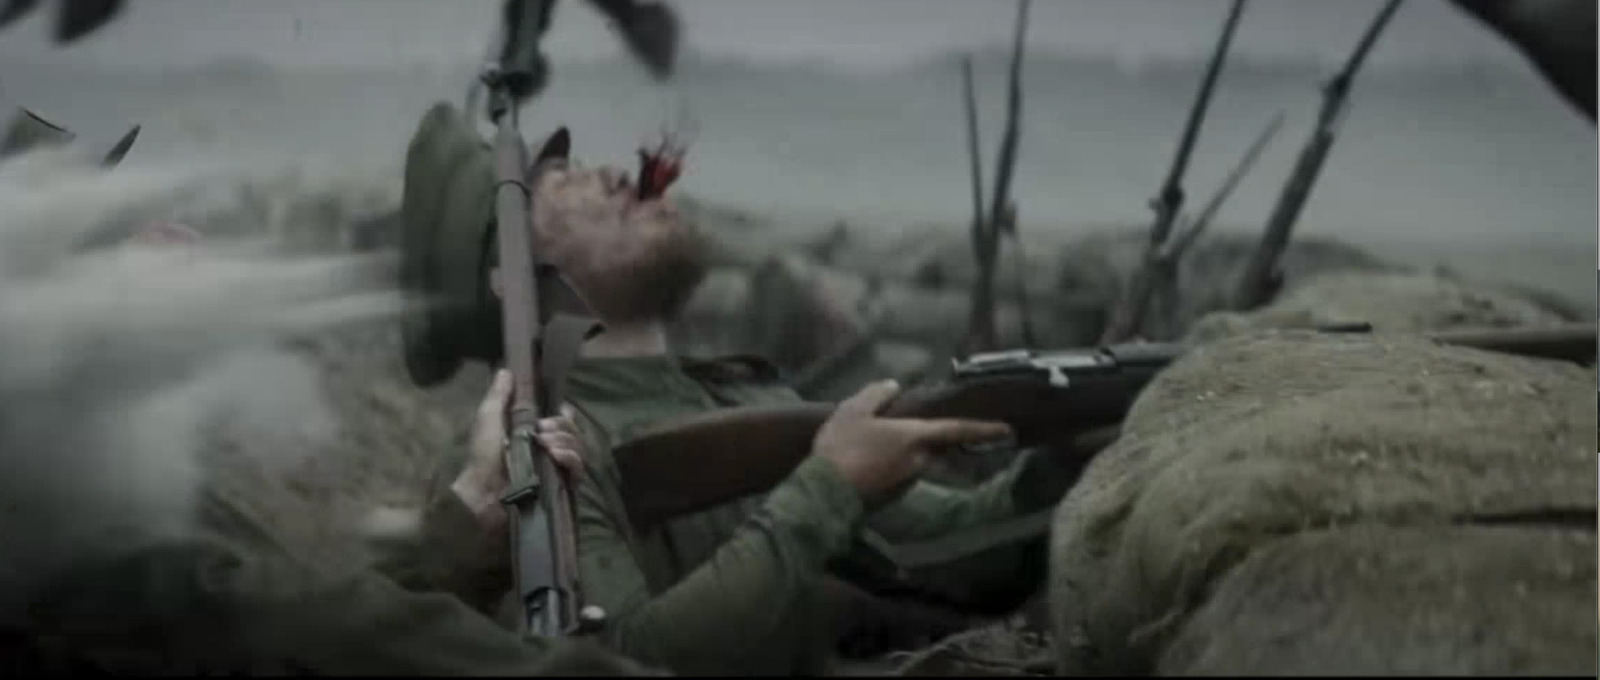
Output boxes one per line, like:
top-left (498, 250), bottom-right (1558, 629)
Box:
top-left (368, 466), bottom-right (510, 615)
top-left (865, 451), bottom-right (1030, 542)
top-left (863, 449), bottom-right (1072, 611)
top-left (573, 417), bottom-right (865, 675)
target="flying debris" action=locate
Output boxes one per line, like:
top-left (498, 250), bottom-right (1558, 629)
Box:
top-left (0, 0), bottom-right (124, 44)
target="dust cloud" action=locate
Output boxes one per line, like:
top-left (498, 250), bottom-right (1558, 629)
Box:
top-left (0, 150), bottom-right (410, 622)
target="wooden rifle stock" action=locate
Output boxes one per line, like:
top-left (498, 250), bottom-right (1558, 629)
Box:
top-left (614, 322), bottom-right (1596, 532)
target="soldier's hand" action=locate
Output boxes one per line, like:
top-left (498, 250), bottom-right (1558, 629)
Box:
top-left (537, 406), bottom-right (587, 478)
top-left (811, 380), bottom-right (1012, 505)
top-left (454, 370), bottom-right (586, 533)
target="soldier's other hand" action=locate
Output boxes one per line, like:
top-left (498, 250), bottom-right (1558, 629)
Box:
top-left (455, 370), bottom-right (588, 533)
top-left (811, 380), bottom-right (1012, 506)
top-left (537, 404), bottom-right (587, 479)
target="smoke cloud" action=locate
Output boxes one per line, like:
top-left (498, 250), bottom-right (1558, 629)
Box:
top-left (0, 151), bottom-right (408, 621)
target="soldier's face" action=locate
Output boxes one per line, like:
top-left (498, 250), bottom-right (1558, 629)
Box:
top-left (507, 164), bottom-right (706, 323)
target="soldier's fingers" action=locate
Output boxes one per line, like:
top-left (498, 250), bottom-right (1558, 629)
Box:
top-left (546, 446), bottom-right (585, 478)
top-left (837, 379), bottom-right (901, 418)
top-left (539, 414), bottom-right (581, 439)
top-left (898, 418), bottom-right (1013, 448)
top-left (538, 431), bottom-right (580, 454)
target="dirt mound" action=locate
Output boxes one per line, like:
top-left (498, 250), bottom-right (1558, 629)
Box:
top-left (1189, 271), bottom-right (1572, 340)
top-left (1048, 330), bottom-right (1597, 675)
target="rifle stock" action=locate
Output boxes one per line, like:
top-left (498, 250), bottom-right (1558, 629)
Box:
top-left (614, 322), bottom-right (1596, 532)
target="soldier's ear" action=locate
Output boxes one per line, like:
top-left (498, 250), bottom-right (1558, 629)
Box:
top-left (488, 267), bottom-right (504, 300)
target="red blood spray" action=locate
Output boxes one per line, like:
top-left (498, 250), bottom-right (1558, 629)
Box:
top-left (636, 119), bottom-right (692, 200)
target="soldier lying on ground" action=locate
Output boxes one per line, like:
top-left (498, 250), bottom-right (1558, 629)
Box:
top-left (404, 160), bottom-right (1086, 675)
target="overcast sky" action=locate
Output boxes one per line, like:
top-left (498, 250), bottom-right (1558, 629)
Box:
top-left (0, 0), bottom-right (1531, 72)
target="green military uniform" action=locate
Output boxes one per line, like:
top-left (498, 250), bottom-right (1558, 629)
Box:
top-left (393, 354), bottom-right (1061, 675)
top-left (557, 354), bottom-right (1059, 675)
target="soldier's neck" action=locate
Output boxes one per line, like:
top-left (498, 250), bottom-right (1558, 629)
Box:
top-left (583, 320), bottom-right (670, 358)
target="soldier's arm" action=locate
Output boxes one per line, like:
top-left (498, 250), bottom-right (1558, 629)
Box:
top-left (367, 468), bottom-right (511, 615)
top-left (861, 450), bottom-right (1069, 609)
top-left (574, 417), bottom-right (861, 675)
top-left (866, 452), bottom-right (1036, 541)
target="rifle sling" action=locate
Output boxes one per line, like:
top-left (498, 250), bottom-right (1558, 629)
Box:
top-left (539, 312), bottom-right (602, 407)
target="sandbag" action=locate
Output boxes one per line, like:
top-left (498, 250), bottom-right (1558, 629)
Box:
top-left (1048, 330), bottom-right (1597, 675)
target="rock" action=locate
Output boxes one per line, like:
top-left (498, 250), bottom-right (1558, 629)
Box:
top-left (1048, 330), bottom-right (1597, 675)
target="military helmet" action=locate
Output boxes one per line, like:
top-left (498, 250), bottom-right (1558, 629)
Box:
top-left (0, 107), bottom-right (140, 168)
top-left (399, 101), bottom-right (596, 388)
